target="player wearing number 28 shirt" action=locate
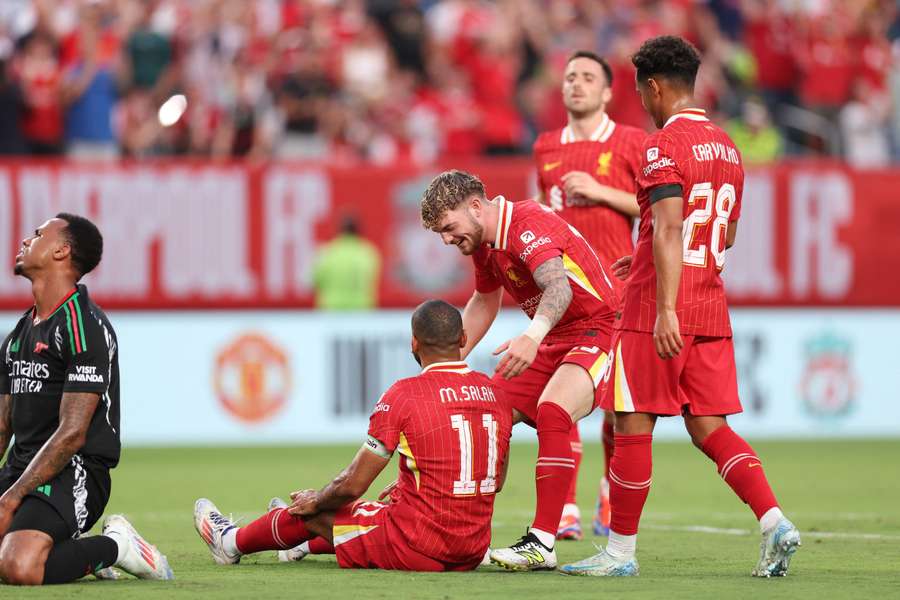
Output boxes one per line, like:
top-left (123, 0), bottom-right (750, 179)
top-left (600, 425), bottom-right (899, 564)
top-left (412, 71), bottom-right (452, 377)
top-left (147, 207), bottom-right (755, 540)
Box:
top-left (560, 36), bottom-right (800, 579)
top-left (616, 109), bottom-right (742, 339)
top-left (194, 300), bottom-right (512, 572)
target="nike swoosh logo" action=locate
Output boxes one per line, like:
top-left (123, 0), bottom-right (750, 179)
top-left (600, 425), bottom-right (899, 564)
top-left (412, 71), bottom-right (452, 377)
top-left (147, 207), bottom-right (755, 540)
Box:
top-left (535, 474), bottom-right (554, 480)
top-left (543, 161), bottom-right (562, 172)
top-left (748, 462), bottom-right (760, 468)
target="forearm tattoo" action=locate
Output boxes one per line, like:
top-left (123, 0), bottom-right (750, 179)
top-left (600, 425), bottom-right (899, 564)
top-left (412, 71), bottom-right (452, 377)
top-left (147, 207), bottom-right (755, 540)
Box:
top-left (4, 392), bottom-right (98, 502)
top-left (532, 258), bottom-right (573, 329)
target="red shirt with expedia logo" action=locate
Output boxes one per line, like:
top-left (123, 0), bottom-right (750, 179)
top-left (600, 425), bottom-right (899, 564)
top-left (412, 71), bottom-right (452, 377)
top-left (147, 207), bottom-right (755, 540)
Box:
top-left (365, 362), bottom-right (512, 565)
top-left (471, 197), bottom-right (619, 343)
top-left (619, 108), bottom-right (744, 338)
top-left (533, 114), bottom-right (646, 271)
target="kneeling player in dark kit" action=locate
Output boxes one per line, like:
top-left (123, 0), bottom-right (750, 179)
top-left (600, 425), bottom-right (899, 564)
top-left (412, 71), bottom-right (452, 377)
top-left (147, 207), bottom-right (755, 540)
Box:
top-left (0, 214), bottom-right (173, 585)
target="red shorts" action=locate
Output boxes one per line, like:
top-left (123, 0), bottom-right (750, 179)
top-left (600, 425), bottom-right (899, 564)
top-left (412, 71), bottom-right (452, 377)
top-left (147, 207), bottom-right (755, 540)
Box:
top-left (492, 332), bottom-right (611, 425)
top-left (600, 330), bottom-right (741, 416)
top-left (333, 501), bottom-right (481, 572)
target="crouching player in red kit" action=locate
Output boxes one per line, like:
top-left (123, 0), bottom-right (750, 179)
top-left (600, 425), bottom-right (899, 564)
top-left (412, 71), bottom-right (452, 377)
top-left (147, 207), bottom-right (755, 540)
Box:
top-left (193, 300), bottom-right (512, 572)
top-left (421, 170), bottom-right (618, 571)
top-left (560, 36), bottom-right (800, 578)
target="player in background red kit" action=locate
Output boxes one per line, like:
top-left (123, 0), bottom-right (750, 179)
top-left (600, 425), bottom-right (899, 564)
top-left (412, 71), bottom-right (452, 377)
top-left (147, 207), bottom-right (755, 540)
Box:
top-left (193, 300), bottom-right (512, 572)
top-left (533, 50), bottom-right (646, 540)
top-left (560, 36), bottom-right (800, 578)
top-left (421, 170), bottom-right (617, 571)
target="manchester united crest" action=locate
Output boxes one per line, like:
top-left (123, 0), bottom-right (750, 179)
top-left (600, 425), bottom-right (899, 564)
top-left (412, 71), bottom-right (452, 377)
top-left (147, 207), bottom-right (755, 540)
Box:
top-left (214, 333), bottom-right (291, 424)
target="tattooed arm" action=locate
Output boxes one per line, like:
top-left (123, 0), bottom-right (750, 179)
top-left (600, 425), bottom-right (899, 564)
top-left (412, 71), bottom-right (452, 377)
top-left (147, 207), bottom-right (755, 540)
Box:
top-left (494, 257), bottom-right (573, 379)
top-left (0, 393), bottom-right (98, 513)
top-left (531, 257), bottom-right (573, 329)
top-left (0, 394), bottom-right (11, 461)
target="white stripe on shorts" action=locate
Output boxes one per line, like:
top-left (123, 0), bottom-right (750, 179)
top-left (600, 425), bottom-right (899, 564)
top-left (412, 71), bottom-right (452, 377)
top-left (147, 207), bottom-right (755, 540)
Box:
top-left (71, 454), bottom-right (89, 537)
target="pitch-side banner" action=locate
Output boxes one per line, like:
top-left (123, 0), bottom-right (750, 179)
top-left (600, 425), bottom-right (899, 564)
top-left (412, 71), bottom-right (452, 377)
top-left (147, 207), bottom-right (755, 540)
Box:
top-left (1, 308), bottom-right (894, 445)
top-left (1, 161), bottom-right (898, 309)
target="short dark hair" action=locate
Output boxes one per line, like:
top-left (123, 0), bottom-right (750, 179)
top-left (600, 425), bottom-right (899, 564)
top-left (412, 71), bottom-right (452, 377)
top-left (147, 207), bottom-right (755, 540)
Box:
top-left (411, 300), bottom-right (463, 351)
top-left (632, 36), bottom-right (701, 89)
top-left (56, 213), bottom-right (103, 279)
top-left (567, 50), bottom-right (613, 87)
top-left (339, 215), bottom-right (360, 236)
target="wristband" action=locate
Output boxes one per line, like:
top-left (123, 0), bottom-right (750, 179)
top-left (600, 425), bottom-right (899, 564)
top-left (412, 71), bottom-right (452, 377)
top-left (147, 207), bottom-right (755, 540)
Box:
top-left (523, 315), bottom-right (552, 344)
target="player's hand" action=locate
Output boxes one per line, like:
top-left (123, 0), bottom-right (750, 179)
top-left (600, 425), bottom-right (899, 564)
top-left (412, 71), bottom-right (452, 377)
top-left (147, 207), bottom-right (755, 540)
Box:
top-left (0, 495), bottom-right (20, 538)
top-left (377, 480), bottom-right (399, 503)
top-left (493, 335), bottom-right (539, 379)
top-left (287, 489), bottom-right (319, 517)
top-left (653, 309), bottom-right (683, 359)
top-left (561, 171), bottom-right (605, 205)
top-left (611, 255), bottom-right (633, 280)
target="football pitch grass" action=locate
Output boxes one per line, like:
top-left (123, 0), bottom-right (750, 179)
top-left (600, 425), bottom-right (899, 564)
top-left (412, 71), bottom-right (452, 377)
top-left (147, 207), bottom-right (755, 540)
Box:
top-left (3, 439), bottom-right (899, 599)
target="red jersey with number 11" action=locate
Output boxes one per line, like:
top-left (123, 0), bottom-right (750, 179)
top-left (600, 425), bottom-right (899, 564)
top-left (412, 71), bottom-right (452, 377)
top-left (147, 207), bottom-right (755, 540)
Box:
top-left (365, 362), bottom-right (512, 565)
top-left (619, 109), bottom-right (744, 337)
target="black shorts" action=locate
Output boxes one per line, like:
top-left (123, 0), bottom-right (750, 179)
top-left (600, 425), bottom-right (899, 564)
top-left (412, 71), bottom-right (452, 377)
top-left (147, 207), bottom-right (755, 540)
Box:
top-left (0, 455), bottom-right (111, 542)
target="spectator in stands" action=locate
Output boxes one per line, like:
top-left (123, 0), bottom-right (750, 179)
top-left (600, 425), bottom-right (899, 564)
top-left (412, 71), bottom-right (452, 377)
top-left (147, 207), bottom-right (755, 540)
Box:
top-left (795, 15), bottom-right (855, 140)
top-left (840, 80), bottom-right (891, 168)
top-left (312, 215), bottom-right (382, 311)
top-left (727, 97), bottom-right (783, 164)
top-left (14, 32), bottom-right (64, 155)
top-left (742, 0), bottom-right (797, 122)
top-left (59, 0), bottom-right (123, 160)
top-left (123, 0), bottom-right (173, 97)
top-left (272, 46), bottom-right (335, 159)
top-left (0, 56), bottom-right (26, 155)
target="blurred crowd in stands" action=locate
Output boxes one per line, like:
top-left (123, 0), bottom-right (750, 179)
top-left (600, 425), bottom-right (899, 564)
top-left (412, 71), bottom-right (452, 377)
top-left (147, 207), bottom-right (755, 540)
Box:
top-left (0, 0), bottom-right (898, 166)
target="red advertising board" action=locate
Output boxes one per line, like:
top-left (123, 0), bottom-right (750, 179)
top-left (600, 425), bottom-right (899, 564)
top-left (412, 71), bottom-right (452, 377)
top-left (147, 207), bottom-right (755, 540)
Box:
top-left (1, 160), bottom-right (898, 309)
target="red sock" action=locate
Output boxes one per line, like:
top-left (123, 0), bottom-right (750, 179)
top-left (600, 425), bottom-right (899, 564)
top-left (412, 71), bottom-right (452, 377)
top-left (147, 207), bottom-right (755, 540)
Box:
top-left (608, 433), bottom-right (653, 535)
top-left (307, 537), bottom-right (335, 555)
top-left (564, 426), bottom-right (582, 505)
top-left (236, 508), bottom-right (314, 554)
top-left (701, 425), bottom-right (779, 519)
top-left (601, 419), bottom-right (615, 478)
top-left (532, 402), bottom-right (575, 534)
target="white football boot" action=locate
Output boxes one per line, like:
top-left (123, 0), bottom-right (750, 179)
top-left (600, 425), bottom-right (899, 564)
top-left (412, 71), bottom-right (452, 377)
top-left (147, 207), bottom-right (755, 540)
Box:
top-left (752, 517), bottom-right (801, 577)
top-left (559, 546), bottom-right (639, 577)
top-left (489, 530), bottom-right (557, 571)
top-left (101, 514), bottom-right (175, 580)
top-left (193, 498), bottom-right (241, 565)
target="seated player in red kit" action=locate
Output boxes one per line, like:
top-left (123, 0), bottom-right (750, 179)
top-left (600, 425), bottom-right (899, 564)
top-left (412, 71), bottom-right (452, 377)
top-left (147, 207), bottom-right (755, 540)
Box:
top-left (193, 300), bottom-right (512, 572)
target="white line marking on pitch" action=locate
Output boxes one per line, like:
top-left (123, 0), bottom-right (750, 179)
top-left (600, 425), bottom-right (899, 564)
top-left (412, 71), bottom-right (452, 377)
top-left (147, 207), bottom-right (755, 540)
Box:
top-left (643, 524), bottom-right (900, 541)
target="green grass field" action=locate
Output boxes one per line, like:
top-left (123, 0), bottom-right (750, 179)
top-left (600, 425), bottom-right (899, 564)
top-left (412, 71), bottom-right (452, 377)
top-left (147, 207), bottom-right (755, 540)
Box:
top-left (3, 439), bottom-right (900, 599)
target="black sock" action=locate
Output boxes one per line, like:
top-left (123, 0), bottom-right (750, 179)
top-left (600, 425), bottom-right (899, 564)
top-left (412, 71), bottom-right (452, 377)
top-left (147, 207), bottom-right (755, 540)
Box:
top-left (42, 535), bottom-right (119, 584)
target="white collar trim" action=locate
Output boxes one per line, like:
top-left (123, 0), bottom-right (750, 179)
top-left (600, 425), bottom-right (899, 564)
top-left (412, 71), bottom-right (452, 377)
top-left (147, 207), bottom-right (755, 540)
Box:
top-left (491, 196), bottom-right (513, 251)
top-left (560, 113), bottom-right (615, 144)
top-left (422, 361), bottom-right (472, 374)
top-left (664, 108), bottom-right (709, 128)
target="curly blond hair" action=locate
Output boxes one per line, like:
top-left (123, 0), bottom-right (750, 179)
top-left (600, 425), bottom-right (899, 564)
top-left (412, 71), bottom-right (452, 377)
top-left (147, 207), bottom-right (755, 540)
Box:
top-left (420, 170), bottom-right (486, 229)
